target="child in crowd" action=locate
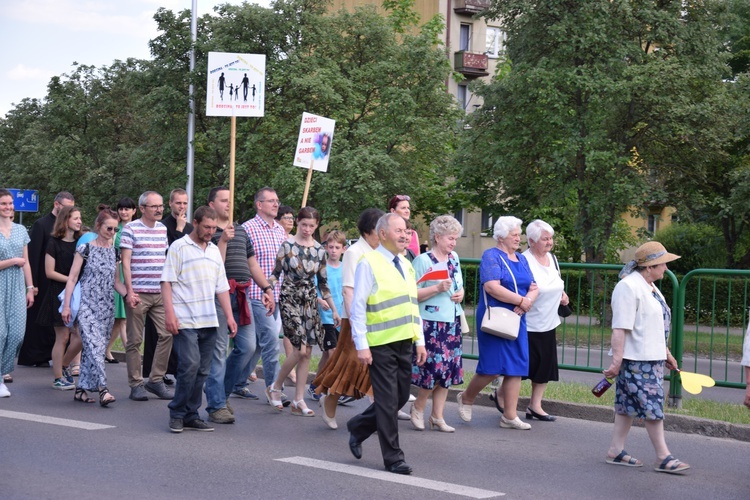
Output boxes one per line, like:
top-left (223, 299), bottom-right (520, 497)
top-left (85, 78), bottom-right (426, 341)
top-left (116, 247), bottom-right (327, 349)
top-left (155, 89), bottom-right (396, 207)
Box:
top-left (309, 230), bottom-right (346, 401)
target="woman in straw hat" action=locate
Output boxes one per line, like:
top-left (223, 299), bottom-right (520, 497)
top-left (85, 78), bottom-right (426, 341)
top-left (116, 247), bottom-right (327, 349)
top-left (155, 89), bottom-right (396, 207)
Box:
top-left (603, 241), bottom-right (690, 474)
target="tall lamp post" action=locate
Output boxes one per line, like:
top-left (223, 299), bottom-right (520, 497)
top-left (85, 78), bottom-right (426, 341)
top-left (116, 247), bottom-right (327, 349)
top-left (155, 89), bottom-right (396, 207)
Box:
top-left (186, 0), bottom-right (198, 217)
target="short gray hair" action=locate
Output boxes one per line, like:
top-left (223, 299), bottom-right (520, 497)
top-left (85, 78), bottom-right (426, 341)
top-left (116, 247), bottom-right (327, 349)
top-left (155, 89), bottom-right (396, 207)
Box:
top-left (430, 215), bottom-right (462, 246)
top-left (493, 216), bottom-right (523, 241)
top-left (375, 212), bottom-right (402, 235)
top-left (138, 191), bottom-right (161, 207)
top-left (526, 219), bottom-right (555, 243)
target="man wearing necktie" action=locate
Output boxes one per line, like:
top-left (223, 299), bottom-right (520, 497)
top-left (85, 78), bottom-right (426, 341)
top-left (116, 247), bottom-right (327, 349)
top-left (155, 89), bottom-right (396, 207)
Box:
top-left (347, 213), bottom-right (427, 475)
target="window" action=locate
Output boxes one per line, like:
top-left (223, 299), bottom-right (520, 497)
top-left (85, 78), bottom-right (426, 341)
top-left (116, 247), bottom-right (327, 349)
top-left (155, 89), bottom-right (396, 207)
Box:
top-left (485, 27), bottom-right (506, 58)
top-left (459, 24), bottom-right (471, 52)
top-left (647, 214), bottom-right (658, 233)
top-left (456, 85), bottom-right (467, 110)
top-left (481, 210), bottom-right (494, 233)
top-left (453, 209), bottom-right (466, 236)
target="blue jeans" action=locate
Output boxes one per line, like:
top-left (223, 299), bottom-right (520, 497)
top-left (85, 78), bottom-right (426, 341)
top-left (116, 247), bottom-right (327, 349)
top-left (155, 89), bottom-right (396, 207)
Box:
top-left (168, 327), bottom-right (217, 422)
top-left (238, 299), bottom-right (279, 389)
top-left (205, 291), bottom-right (256, 413)
top-left (221, 296), bottom-right (258, 402)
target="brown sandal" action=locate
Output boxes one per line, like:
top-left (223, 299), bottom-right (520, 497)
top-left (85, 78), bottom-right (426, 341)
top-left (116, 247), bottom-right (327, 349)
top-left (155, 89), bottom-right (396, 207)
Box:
top-left (74, 388), bottom-right (95, 403)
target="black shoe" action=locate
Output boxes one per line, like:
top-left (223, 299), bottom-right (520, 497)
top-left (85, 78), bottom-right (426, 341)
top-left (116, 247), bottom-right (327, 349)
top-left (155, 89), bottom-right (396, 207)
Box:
top-left (163, 376), bottom-right (175, 386)
top-left (386, 461), bottom-right (412, 475)
top-left (348, 434), bottom-right (362, 459)
top-left (104, 356), bottom-right (119, 364)
top-left (489, 391), bottom-right (504, 414)
top-left (183, 419), bottom-right (214, 432)
top-left (525, 408), bottom-right (557, 421)
top-left (169, 418), bottom-right (184, 433)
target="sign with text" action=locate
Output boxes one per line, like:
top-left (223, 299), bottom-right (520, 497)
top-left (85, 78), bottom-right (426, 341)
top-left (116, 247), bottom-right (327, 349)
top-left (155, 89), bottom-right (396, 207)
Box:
top-left (8, 188), bottom-right (39, 212)
top-left (293, 112), bottom-right (335, 172)
top-left (206, 52), bottom-right (265, 117)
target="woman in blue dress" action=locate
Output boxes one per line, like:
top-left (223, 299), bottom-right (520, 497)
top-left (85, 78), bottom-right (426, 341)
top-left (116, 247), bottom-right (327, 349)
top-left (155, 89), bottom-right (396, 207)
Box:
top-left (62, 209), bottom-right (127, 406)
top-left (456, 216), bottom-right (538, 430)
top-left (0, 189), bottom-right (35, 398)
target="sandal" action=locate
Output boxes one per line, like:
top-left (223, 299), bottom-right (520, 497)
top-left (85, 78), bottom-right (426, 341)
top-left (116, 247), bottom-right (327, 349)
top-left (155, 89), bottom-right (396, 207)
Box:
top-left (654, 455), bottom-right (690, 474)
top-left (99, 387), bottom-right (115, 407)
top-left (2, 374), bottom-right (12, 383)
top-left (489, 390), bottom-right (504, 414)
top-left (74, 388), bottom-right (95, 403)
top-left (69, 363), bottom-right (80, 377)
top-left (291, 399), bottom-right (315, 417)
top-left (606, 450), bottom-right (643, 467)
top-left (265, 386), bottom-right (284, 411)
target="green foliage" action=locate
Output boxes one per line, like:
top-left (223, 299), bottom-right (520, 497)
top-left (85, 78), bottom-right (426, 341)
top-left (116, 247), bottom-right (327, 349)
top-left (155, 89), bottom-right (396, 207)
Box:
top-left (654, 223), bottom-right (727, 274)
top-left (453, 0), bottom-right (734, 263)
top-left (0, 0), bottom-right (460, 231)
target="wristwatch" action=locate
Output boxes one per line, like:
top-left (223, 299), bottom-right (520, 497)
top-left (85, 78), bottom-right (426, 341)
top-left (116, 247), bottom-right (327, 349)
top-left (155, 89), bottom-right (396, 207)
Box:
top-left (262, 285), bottom-right (273, 293)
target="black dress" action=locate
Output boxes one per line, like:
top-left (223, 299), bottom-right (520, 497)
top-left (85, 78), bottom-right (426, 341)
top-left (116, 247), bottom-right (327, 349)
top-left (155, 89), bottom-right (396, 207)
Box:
top-left (40, 237), bottom-right (76, 327)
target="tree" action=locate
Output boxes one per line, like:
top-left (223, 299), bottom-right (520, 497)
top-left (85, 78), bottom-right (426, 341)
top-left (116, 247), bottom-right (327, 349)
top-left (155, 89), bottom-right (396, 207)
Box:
top-left (454, 0), bottom-right (733, 263)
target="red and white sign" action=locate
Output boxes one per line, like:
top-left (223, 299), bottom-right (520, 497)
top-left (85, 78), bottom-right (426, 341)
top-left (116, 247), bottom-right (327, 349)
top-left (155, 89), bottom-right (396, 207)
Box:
top-left (416, 261), bottom-right (450, 284)
top-left (293, 112), bottom-right (335, 172)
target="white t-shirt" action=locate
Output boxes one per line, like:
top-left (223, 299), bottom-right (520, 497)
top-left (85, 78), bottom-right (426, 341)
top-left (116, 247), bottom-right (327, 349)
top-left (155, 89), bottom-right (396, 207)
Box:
top-left (522, 250), bottom-right (563, 332)
top-left (611, 271), bottom-right (668, 361)
top-left (120, 219), bottom-right (168, 294)
top-left (741, 325), bottom-right (750, 367)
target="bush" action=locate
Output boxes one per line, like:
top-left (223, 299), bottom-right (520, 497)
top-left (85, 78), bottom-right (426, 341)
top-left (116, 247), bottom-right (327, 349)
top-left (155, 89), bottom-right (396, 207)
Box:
top-left (654, 223), bottom-right (727, 274)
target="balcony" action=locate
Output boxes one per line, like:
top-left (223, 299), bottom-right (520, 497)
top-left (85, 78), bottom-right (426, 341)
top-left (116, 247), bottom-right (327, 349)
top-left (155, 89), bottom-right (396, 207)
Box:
top-left (453, 0), bottom-right (490, 16)
top-left (454, 51), bottom-right (489, 77)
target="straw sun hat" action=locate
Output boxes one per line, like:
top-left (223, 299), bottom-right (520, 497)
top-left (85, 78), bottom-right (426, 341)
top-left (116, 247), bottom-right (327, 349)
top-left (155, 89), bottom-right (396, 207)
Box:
top-left (633, 241), bottom-right (681, 267)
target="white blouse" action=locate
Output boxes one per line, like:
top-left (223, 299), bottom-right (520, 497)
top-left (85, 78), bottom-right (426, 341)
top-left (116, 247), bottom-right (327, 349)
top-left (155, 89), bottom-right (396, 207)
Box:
top-left (611, 271), bottom-right (668, 361)
top-left (522, 250), bottom-right (564, 332)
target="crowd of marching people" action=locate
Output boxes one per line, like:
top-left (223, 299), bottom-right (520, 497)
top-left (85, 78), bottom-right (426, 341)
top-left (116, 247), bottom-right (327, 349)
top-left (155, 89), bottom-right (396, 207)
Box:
top-left (0, 186), bottom-right (704, 475)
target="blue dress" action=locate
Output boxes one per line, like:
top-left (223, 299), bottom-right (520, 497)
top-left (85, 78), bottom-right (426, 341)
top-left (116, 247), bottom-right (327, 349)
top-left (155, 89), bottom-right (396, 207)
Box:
top-left (475, 247), bottom-right (534, 377)
top-left (0, 224), bottom-right (30, 375)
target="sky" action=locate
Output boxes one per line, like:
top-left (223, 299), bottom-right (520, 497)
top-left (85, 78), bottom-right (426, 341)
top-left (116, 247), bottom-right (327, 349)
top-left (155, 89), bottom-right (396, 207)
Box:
top-left (0, 0), bottom-right (272, 118)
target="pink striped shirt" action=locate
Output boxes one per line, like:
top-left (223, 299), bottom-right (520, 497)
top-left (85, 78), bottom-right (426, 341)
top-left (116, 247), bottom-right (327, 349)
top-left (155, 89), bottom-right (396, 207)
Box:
top-left (241, 215), bottom-right (286, 301)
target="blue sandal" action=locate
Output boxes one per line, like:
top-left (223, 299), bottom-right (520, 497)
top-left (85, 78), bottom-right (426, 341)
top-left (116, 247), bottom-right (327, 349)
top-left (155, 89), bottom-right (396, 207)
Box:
top-left (606, 450), bottom-right (643, 467)
top-left (654, 455), bottom-right (690, 474)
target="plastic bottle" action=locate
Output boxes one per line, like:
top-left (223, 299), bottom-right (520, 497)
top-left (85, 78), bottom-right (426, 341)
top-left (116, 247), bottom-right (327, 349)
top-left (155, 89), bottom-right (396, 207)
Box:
top-left (591, 377), bottom-right (613, 397)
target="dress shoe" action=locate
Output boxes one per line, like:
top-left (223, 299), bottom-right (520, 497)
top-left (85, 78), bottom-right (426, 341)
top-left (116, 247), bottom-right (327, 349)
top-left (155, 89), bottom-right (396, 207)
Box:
top-left (456, 392), bottom-right (472, 422)
top-left (410, 404), bottom-right (424, 431)
top-left (525, 408), bottom-right (557, 421)
top-left (348, 434), bottom-right (362, 459)
top-left (386, 461), bottom-right (412, 475)
top-left (428, 416), bottom-right (455, 433)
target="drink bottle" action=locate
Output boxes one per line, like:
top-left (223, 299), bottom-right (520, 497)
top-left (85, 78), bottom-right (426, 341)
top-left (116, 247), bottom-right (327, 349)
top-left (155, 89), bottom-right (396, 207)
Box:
top-left (591, 377), bottom-right (613, 397)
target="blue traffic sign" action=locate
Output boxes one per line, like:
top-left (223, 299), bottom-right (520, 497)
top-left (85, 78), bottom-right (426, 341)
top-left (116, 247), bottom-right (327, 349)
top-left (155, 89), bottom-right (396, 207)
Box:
top-left (8, 189), bottom-right (39, 213)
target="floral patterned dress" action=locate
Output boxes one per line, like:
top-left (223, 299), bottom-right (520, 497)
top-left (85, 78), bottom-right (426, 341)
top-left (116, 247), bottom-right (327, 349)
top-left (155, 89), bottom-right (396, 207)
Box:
top-left (268, 240), bottom-right (330, 349)
top-left (0, 223), bottom-right (30, 375)
top-left (411, 252), bottom-right (464, 389)
top-left (76, 244), bottom-right (116, 391)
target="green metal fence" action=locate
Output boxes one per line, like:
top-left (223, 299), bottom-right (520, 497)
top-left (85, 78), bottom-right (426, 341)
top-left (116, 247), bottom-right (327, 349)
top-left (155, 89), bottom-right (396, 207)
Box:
top-left (459, 258), bottom-right (750, 402)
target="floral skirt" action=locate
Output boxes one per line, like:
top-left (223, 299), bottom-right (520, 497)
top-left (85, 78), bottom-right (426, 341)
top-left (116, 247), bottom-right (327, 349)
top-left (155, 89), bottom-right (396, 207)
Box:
top-left (614, 359), bottom-right (665, 420)
top-left (411, 317), bottom-right (463, 390)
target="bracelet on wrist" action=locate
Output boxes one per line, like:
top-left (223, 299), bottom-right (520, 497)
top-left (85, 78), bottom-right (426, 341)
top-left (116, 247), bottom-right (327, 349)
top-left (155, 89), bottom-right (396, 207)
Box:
top-left (26, 285), bottom-right (34, 290)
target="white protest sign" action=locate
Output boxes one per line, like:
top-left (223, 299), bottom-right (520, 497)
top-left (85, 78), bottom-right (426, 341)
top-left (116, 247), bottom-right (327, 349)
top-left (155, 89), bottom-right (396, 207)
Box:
top-left (293, 112), bottom-right (335, 173)
top-left (206, 52), bottom-right (265, 117)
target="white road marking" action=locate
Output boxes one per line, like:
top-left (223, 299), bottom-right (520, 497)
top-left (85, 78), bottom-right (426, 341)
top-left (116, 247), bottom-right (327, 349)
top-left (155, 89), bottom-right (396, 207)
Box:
top-left (0, 410), bottom-right (115, 430)
top-left (276, 456), bottom-right (504, 498)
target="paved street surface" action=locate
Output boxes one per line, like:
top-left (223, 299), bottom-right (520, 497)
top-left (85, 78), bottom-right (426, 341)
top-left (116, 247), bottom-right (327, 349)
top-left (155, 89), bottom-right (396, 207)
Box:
top-left (1, 363), bottom-right (749, 500)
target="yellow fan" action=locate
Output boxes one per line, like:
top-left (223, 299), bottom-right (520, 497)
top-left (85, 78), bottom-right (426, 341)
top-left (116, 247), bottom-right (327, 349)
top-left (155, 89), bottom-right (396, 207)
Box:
top-left (676, 369), bottom-right (715, 395)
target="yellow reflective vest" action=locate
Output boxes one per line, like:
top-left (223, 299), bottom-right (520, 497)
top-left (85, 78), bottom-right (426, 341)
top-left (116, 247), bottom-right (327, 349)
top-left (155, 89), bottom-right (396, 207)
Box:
top-left (363, 251), bottom-right (421, 347)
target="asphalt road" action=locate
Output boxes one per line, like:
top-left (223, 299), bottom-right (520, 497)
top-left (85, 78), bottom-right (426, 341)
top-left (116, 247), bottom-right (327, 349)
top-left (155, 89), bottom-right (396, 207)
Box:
top-left (1, 363), bottom-right (749, 500)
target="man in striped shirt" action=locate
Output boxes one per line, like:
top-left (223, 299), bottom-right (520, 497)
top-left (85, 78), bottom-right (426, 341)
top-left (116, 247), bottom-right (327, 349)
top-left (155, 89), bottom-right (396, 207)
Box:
top-left (121, 191), bottom-right (174, 402)
top-left (240, 187), bottom-right (287, 402)
top-left (162, 206), bottom-right (236, 433)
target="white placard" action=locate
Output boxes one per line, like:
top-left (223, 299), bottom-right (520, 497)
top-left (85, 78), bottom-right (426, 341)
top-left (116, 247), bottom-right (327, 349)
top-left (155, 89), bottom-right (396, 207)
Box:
top-left (206, 52), bottom-right (265, 117)
top-left (293, 112), bottom-right (335, 172)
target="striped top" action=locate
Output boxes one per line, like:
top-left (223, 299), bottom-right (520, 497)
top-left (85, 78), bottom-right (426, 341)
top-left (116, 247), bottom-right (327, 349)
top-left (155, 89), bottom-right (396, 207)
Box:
top-left (120, 219), bottom-right (168, 294)
top-left (161, 235), bottom-right (229, 330)
top-left (242, 215), bottom-right (286, 301)
top-left (211, 223), bottom-right (255, 282)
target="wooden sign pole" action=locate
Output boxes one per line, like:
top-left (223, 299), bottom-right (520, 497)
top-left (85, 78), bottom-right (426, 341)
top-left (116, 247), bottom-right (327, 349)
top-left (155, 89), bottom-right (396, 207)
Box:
top-left (228, 115), bottom-right (236, 223)
top-left (301, 156), bottom-right (314, 208)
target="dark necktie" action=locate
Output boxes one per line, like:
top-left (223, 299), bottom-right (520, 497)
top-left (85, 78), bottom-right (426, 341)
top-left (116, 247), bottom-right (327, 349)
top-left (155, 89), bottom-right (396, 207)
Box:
top-left (393, 256), bottom-right (405, 279)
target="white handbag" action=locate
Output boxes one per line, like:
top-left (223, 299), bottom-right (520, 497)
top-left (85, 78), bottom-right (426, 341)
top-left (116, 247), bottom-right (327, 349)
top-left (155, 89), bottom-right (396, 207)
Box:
top-left (480, 254), bottom-right (521, 340)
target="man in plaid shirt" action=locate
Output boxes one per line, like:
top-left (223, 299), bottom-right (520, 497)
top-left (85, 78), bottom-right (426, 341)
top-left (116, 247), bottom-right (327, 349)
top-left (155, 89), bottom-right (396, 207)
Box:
top-left (239, 187), bottom-right (287, 403)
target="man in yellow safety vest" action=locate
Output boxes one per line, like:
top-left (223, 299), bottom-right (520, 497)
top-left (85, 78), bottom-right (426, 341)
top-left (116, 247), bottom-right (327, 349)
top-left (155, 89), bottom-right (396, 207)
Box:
top-left (347, 213), bottom-right (427, 475)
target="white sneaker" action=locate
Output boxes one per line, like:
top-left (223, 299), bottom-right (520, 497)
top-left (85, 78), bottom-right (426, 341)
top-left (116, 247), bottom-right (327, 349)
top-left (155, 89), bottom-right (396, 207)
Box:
top-left (500, 416), bottom-right (531, 430)
top-left (0, 383), bottom-right (10, 398)
top-left (397, 410), bottom-right (411, 421)
top-left (408, 393), bottom-right (416, 402)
